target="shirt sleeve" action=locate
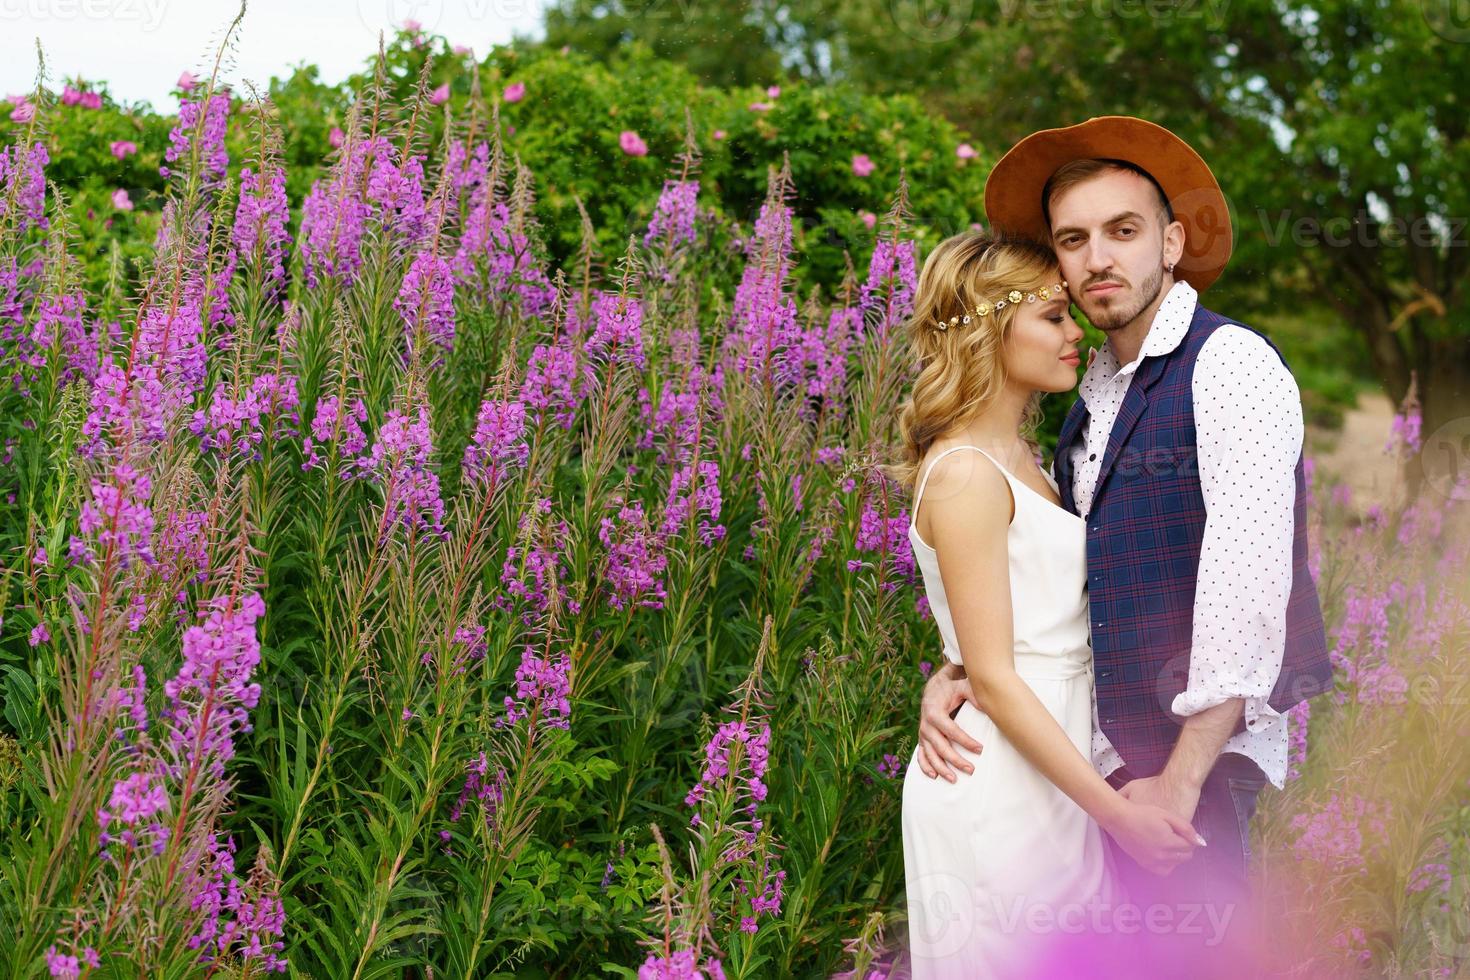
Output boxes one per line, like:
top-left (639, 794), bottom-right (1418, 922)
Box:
top-left (1171, 325), bottom-right (1304, 732)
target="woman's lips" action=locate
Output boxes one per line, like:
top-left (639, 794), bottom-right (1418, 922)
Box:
top-left (1060, 353), bottom-right (1081, 365)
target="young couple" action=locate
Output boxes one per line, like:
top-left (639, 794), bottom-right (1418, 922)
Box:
top-left (893, 116), bottom-right (1334, 978)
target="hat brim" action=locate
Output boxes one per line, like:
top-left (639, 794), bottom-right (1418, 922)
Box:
top-left (983, 116), bottom-right (1232, 292)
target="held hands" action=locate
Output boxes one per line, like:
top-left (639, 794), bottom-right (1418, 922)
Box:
top-left (916, 660), bottom-right (984, 781)
top-left (1102, 795), bottom-right (1207, 877)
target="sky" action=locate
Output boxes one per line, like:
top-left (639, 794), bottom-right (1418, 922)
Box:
top-left (1, 0), bottom-right (548, 111)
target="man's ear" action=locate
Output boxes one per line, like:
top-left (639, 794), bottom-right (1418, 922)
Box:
top-left (1164, 219), bottom-right (1187, 270)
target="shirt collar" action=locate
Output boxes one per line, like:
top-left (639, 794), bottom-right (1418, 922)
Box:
top-left (1080, 279), bottom-right (1198, 393)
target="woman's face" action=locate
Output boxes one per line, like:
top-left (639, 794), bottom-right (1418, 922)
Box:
top-left (1001, 273), bottom-right (1086, 393)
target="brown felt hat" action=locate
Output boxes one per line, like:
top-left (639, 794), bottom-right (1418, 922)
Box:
top-left (983, 116), bottom-right (1232, 292)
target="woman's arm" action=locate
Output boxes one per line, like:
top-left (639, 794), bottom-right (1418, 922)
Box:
top-left (921, 452), bottom-right (1202, 866)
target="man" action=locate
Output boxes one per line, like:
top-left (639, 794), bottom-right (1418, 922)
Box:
top-left (914, 116), bottom-right (1335, 953)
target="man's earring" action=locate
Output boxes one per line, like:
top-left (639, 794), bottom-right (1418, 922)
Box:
top-left (1166, 261), bottom-right (1175, 273)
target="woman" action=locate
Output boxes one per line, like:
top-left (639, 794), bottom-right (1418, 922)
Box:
top-left (891, 232), bottom-right (1201, 978)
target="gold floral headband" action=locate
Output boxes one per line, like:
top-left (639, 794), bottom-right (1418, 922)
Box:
top-left (933, 280), bottom-right (1069, 331)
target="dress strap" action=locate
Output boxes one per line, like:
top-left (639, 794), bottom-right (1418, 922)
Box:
top-left (912, 445), bottom-right (1014, 523)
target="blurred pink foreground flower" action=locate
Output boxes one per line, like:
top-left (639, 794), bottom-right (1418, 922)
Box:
top-left (110, 140), bottom-right (137, 159)
top-left (619, 130), bottom-right (648, 156)
top-left (851, 154), bottom-right (874, 177)
top-left (429, 83), bottom-right (450, 105)
top-left (112, 188), bottom-right (133, 211)
top-left (503, 81), bottom-right (525, 103)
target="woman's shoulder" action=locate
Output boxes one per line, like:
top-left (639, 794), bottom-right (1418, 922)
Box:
top-left (916, 445), bottom-right (1015, 527)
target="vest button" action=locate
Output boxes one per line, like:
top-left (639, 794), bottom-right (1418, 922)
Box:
top-left (1089, 453), bottom-right (1097, 461)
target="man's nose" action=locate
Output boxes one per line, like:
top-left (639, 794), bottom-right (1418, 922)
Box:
top-left (1084, 238), bottom-right (1113, 274)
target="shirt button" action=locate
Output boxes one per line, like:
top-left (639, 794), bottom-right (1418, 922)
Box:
top-left (1089, 453), bottom-right (1097, 461)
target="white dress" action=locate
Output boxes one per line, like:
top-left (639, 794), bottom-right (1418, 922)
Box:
top-left (901, 445), bottom-right (1124, 978)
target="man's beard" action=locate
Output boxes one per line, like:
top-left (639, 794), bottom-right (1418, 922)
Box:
top-left (1088, 262), bottom-right (1165, 332)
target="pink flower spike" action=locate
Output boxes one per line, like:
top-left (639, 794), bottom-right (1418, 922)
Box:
top-left (452, 44), bottom-right (472, 56)
top-left (851, 153), bottom-right (874, 177)
top-left (177, 70), bottom-right (197, 92)
top-left (110, 139), bottom-right (137, 159)
top-left (112, 188), bottom-right (133, 211)
top-left (10, 101), bottom-right (34, 122)
top-left (619, 130), bottom-right (648, 157)
top-left (328, 126), bottom-right (344, 148)
top-left (956, 142), bottom-right (977, 159)
top-left (712, 129), bottom-right (725, 140)
top-left (859, 210), bottom-right (876, 229)
top-left (503, 80), bottom-right (525, 103)
top-left (766, 84), bottom-right (780, 98)
top-left (429, 83), bottom-right (450, 105)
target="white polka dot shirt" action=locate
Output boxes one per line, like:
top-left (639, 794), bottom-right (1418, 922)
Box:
top-left (1060, 279), bottom-right (1301, 790)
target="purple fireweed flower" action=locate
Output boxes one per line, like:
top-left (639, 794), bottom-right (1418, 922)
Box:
top-left (660, 460), bottom-right (725, 546)
top-left (185, 835), bottom-right (288, 973)
top-left (104, 770), bottom-right (170, 825)
top-left (724, 199), bottom-right (802, 384)
top-left (449, 751), bottom-right (509, 838)
top-left (643, 178), bottom-right (699, 250)
top-left (44, 946), bottom-right (80, 979)
top-left (366, 147), bottom-right (428, 244)
top-left (190, 372), bottom-right (301, 460)
top-left (598, 499), bottom-right (668, 610)
top-left (462, 397), bottom-right (528, 490)
top-left (362, 401), bottom-right (447, 541)
top-left (162, 92), bottom-right (230, 187)
top-left (395, 250), bottom-right (456, 364)
top-left (299, 134), bottom-right (384, 289)
top-left (584, 290), bottom-right (646, 371)
top-left (74, 463), bottom-right (156, 569)
top-left (157, 508), bottom-right (210, 588)
top-left (685, 718), bottom-right (771, 823)
top-left (160, 591), bottom-right (266, 781)
top-left (735, 852), bottom-right (786, 932)
top-left (637, 950), bottom-right (727, 980)
top-left (451, 194), bottom-right (555, 318)
top-left (521, 341), bottom-right (593, 431)
top-left (499, 643), bottom-right (572, 730)
top-left (300, 393), bottom-right (371, 476)
top-left (854, 495), bottom-right (917, 592)
top-left (0, 141), bottom-right (50, 232)
top-left (29, 621), bottom-right (49, 646)
top-left (858, 236), bottom-right (918, 341)
top-left (233, 165), bottom-right (291, 291)
top-left (1289, 793), bottom-right (1388, 874)
top-left (495, 509), bottom-right (576, 618)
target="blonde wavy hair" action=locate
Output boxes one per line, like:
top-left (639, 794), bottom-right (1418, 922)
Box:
top-left (886, 230), bottom-right (1063, 491)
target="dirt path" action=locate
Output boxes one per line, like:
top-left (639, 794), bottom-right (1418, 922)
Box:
top-left (1306, 390), bottom-right (1404, 514)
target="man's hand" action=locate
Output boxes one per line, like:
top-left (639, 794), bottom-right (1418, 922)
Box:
top-left (916, 660), bottom-right (984, 782)
top-left (1118, 772), bottom-right (1203, 830)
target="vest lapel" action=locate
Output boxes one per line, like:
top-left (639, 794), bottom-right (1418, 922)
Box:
top-left (1092, 352), bottom-right (1170, 507)
top-left (1054, 397), bottom-right (1089, 515)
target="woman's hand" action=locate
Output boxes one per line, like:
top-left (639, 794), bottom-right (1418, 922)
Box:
top-left (1099, 796), bottom-right (1205, 877)
top-left (916, 660), bottom-right (984, 781)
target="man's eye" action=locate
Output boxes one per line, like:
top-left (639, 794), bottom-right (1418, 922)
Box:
top-left (1117, 227), bottom-right (1135, 237)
